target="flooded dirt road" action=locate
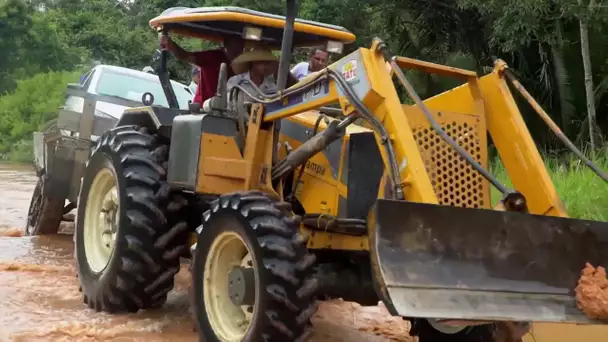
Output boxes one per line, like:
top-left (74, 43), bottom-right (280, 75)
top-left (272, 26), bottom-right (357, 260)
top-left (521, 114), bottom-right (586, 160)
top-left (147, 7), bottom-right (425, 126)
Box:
top-left (0, 163), bottom-right (605, 342)
top-left (0, 164), bottom-right (412, 342)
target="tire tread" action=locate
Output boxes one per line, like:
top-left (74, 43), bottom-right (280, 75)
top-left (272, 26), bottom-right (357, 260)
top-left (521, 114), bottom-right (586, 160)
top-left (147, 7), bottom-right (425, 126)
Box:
top-left (192, 190), bottom-right (319, 341)
top-left (76, 125), bottom-right (189, 313)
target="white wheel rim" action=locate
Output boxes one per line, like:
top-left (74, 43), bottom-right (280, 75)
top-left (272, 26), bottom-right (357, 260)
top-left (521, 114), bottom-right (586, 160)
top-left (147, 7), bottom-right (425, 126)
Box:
top-left (204, 231), bottom-right (255, 341)
top-left (83, 168), bottom-right (120, 273)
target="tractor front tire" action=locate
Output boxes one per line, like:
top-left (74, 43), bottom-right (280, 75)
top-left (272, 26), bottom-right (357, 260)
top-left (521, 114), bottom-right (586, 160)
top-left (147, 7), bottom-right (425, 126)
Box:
top-left (190, 191), bottom-right (319, 342)
top-left (75, 125), bottom-right (188, 313)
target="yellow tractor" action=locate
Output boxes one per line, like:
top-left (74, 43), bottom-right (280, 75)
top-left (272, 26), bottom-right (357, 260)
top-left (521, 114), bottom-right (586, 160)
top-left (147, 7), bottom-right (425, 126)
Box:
top-left (72, 2), bottom-right (608, 342)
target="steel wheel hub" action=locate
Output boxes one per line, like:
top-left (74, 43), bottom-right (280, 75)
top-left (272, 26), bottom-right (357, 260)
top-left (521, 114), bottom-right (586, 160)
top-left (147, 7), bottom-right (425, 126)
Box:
top-left (83, 168), bottom-right (120, 273)
top-left (203, 231), bottom-right (256, 342)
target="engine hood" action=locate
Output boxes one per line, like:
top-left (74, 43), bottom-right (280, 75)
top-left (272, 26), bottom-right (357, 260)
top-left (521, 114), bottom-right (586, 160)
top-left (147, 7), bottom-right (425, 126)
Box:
top-left (95, 101), bottom-right (133, 119)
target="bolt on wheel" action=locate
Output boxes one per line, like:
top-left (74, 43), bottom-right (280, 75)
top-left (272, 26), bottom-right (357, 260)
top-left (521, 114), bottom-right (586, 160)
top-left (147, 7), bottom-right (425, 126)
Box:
top-left (204, 231), bottom-right (256, 341)
top-left (190, 191), bottom-right (319, 341)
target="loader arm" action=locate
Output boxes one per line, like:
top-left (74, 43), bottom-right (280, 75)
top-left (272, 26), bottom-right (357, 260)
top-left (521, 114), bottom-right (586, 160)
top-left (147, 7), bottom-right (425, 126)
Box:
top-left (237, 38), bottom-right (608, 326)
top-left (262, 41), bottom-right (439, 206)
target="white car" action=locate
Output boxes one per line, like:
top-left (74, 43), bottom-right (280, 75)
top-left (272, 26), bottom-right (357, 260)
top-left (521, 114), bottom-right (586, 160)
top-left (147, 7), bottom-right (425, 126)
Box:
top-left (62, 64), bottom-right (194, 136)
top-left (28, 64), bottom-right (196, 235)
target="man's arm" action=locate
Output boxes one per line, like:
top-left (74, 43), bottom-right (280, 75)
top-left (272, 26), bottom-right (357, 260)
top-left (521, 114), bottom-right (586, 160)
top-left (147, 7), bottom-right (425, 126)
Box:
top-left (273, 63), bottom-right (300, 88)
top-left (290, 62), bottom-right (308, 79)
top-left (160, 35), bottom-right (197, 64)
top-left (286, 72), bottom-right (299, 88)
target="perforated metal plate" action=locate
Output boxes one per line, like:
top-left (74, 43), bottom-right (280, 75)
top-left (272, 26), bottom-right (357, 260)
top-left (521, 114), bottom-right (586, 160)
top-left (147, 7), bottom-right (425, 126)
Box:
top-left (404, 109), bottom-right (490, 209)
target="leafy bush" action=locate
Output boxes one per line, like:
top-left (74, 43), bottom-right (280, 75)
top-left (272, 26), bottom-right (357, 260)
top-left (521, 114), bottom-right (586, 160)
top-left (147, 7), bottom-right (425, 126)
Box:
top-left (0, 70), bottom-right (81, 160)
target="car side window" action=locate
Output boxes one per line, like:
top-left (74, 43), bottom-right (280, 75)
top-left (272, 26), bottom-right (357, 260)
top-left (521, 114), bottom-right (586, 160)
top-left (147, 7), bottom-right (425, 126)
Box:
top-left (81, 69), bottom-right (96, 90)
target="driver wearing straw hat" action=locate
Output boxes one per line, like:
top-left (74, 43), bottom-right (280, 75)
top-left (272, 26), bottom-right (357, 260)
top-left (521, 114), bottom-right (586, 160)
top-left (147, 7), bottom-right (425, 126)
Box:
top-left (226, 47), bottom-right (280, 106)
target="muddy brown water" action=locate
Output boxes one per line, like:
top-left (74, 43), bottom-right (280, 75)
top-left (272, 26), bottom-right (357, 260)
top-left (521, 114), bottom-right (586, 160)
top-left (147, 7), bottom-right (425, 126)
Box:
top-left (0, 163), bottom-right (604, 342)
top-left (0, 164), bottom-right (412, 342)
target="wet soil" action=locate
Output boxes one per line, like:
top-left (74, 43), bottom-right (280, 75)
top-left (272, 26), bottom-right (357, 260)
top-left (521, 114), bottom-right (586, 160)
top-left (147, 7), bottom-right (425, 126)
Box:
top-left (0, 164), bottom-right (412, 342)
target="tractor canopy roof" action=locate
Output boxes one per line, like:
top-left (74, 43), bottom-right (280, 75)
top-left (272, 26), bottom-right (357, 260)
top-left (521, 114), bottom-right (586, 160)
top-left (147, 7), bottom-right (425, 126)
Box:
top-left (149, 6), bottom-right (356, 50)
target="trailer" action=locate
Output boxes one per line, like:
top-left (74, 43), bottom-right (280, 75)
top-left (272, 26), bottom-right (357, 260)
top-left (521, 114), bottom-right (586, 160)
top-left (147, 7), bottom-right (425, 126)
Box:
top-left (26, 64), bottom-right (193, 235)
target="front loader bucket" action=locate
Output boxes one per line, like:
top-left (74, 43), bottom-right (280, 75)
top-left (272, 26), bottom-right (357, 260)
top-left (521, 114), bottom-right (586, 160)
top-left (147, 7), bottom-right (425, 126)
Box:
top-left (373, 199), bottom-right (608, 324)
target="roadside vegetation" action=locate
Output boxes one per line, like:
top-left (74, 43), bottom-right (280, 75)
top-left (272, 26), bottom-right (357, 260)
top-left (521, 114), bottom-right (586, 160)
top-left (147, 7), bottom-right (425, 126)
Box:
top-left (491, 153), bottom-right (608, 221)
top-left (0, 70), bottom-right (81, 163)
top-left (0, 0), bottom-right (606, 220)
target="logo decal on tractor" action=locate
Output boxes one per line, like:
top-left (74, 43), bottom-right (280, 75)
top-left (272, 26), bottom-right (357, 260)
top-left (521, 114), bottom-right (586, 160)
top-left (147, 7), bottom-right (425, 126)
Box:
top-left (305, 160), bottom-right (326, 175)
top-left (342, 60), bottom-right (358, 82)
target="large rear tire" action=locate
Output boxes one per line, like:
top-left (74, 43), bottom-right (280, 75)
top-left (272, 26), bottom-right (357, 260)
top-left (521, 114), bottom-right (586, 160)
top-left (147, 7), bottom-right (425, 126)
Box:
top-left (75, 125), bottom-right (188, 313)
top-left (190, 191), bottom-right (319, 342)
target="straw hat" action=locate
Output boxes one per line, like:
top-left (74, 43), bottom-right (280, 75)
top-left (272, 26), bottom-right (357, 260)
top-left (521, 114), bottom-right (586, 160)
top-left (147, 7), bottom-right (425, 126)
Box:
top-left (231, 48), bottom-right (279, 74)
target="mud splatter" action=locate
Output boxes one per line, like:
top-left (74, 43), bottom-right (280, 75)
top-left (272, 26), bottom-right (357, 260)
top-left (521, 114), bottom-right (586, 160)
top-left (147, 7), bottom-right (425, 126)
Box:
top-left (311, 300), bottom-right (414, 342)
top-left (575, 262), bottom-right (608, 321)
top-left (0, 227), bottom-right (24, 237)
top-left (0, 261), bottom-right (72, 273)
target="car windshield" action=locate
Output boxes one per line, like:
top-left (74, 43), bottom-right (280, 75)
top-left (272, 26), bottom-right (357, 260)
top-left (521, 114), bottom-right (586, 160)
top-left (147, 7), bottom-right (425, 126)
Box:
top-left (95, 70), bottom-right (192, 110)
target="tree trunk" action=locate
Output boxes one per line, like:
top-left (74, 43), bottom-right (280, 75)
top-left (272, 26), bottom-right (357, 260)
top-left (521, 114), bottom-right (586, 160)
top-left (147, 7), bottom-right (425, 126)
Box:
top-left (551, 19), bottom-right (574, 137)
top-left (578, 0), bottom-right (599, 151)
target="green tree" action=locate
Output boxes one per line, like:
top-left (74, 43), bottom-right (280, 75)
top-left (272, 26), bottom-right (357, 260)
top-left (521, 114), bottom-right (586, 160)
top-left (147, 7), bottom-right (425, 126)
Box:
top-left (0, 0), bottom-right (84, 94)
top-left (0, 70), bottom-right (81, 160)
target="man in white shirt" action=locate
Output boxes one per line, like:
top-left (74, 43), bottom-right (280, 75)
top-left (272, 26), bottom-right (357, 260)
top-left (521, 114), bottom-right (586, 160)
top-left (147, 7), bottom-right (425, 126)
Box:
top-left (291, 48), bottom-right (329, 80)
top-left (189, 66), bottom-right (200, 97)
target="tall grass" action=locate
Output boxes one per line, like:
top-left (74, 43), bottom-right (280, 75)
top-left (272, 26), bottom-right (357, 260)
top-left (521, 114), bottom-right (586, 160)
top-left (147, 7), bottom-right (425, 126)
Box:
top-left (490, 153), bottom-right (608, 222)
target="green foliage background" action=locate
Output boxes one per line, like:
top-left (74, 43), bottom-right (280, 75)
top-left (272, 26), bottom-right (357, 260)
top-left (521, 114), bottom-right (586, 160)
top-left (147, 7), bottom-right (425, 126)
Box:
top-left (0, 0), bottom-right (606, 170)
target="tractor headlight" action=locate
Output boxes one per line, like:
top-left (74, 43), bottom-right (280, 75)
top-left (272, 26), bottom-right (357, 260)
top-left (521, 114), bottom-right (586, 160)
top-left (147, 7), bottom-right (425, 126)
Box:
top-left (326, 40), bottom-right (344, 54)
top-left (243, 26), bottom-right (262, 41)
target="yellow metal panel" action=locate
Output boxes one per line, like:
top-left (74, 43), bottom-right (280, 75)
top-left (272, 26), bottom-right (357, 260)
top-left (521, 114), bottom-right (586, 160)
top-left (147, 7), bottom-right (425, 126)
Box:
top-left (478, 71), bottom-right (568, 217)
top-left (403, 106), bottom-right (490, 209)
top-left (394, 56), bottom-right (477, 80)
top-left (149, 12), bottom-right (356, 44)
top-left (280, 113), bottom-right (349, 215)
top-left (422, 83), bottom-right (477, 114)
top-left (203, 157), bottom-right (247, 179)
top-left (305, 229), bottom-right (369, 250)
top-left (295, 170), bottom-right (340, 213)
top-left (196, 133), bottom-right (245, 194)
top-left (361, 47), bottom-right (438, 204)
